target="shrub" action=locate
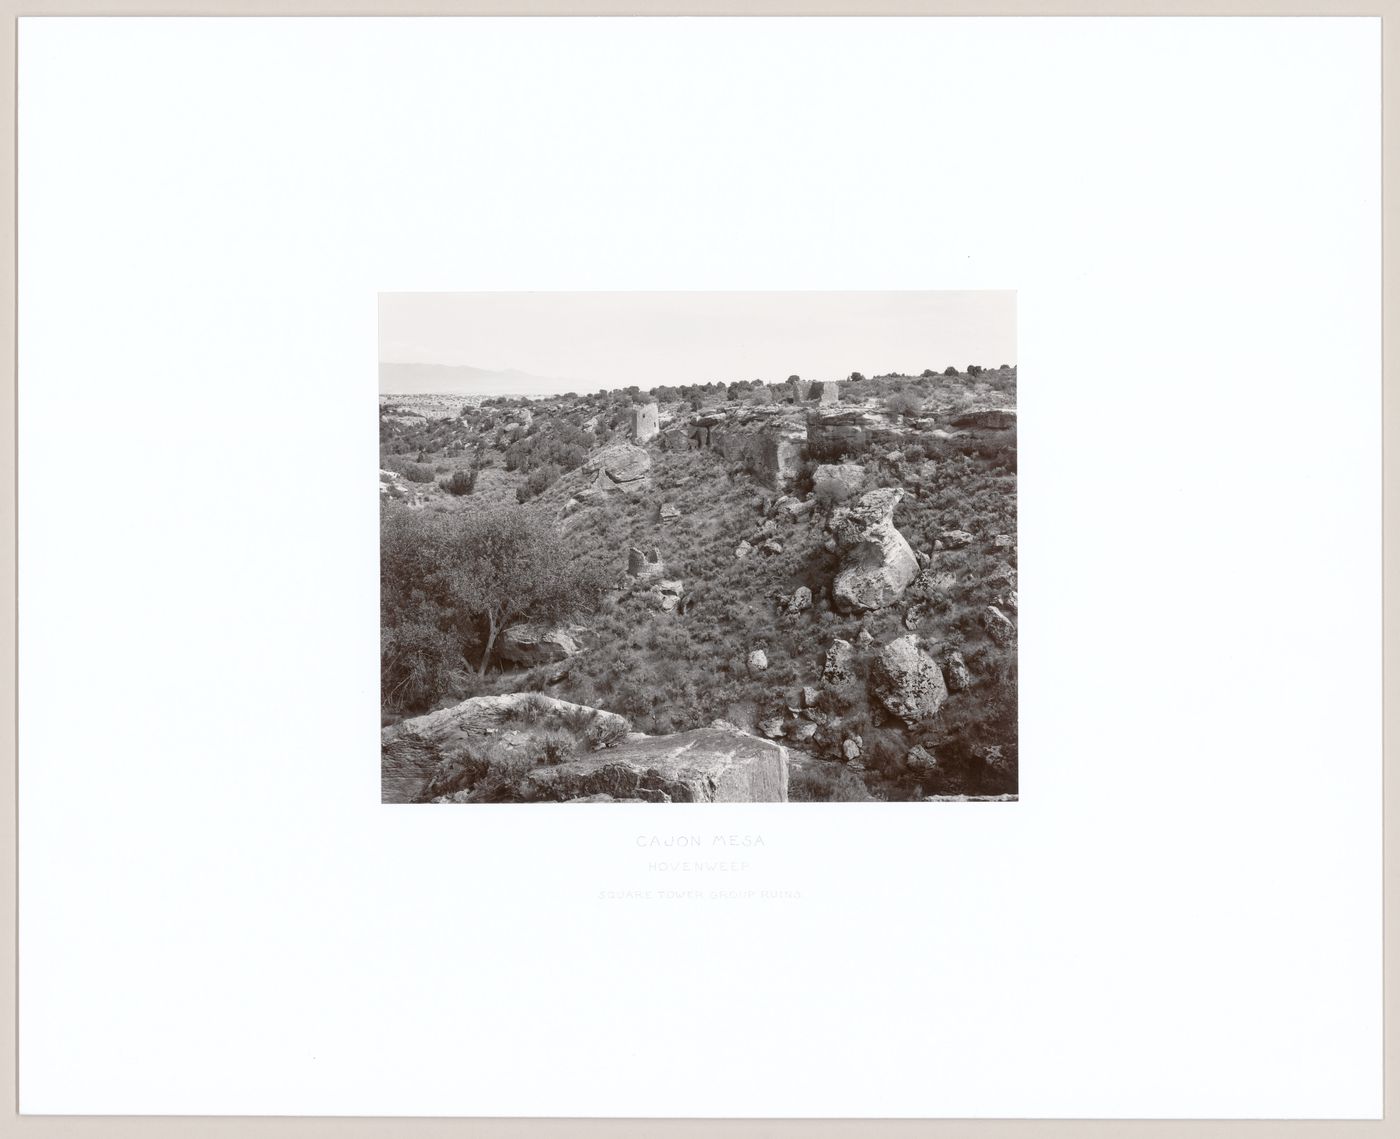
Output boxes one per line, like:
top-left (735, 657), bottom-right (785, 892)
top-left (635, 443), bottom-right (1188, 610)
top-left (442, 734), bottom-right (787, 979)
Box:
top-left (515, 463), bottom-right (561, 503)
top-left (884, 392), bottom-right (923, 418)
top-left (812, 478), bottom-right (853, 510)
top-left (849, 371), bottom-right (866, 382)
top-left (402, 462), bottom-right (436, 483)
top-left (441, 469), bottom-right (478, 496)
top-left (943, 366), bottom-right (958, 376)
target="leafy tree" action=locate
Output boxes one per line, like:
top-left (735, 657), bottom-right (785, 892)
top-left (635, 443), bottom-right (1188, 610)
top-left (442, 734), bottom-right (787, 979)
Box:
top-left (437, 507), bottom-right (609, 675)
top-left (943, 366), bottom-right (958, 376)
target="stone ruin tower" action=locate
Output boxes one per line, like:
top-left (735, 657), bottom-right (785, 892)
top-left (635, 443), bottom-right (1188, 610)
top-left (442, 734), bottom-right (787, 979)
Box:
top-left (817, 379), bottom-right (841, 405)
top-left (628, 402), bottom-right (659, 443)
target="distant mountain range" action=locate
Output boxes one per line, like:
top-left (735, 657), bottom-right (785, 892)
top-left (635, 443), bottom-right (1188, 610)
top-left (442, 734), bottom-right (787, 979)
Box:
top-left (379, 362), bottom-right (584, 398)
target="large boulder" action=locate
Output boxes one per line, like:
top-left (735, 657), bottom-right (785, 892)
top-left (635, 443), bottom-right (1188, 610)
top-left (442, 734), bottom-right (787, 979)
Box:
top-left (870, 635), bottom-right (948, 727)
top-left (945, 650), bottom-right (973, 692)
top-left (521, 726), bottom-right (789, 803)
top-left (651, 579), bottom-right (684, 612)
top-left (498, 623), bottom-right (585, 666)
top-left (983, 606), bottom-right (1017, 646)
top-left (584, 442), bottom-right (652, 486)
top-left (829, 488), bottom-right (919, 613)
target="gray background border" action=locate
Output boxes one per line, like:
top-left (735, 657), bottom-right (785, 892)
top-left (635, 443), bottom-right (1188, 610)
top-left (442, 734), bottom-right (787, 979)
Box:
top-left (2, 4), bottom-right (1391, 1136)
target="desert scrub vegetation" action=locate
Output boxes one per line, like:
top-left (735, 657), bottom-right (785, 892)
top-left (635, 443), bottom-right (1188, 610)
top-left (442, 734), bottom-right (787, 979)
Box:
top-left (381, 366), bottom-right (1016, 800)
top-left (789, 762), bottom-right (877, 802)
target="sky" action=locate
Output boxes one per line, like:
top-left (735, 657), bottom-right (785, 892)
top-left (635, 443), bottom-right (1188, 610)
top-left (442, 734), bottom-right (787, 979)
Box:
top-left (378, 291), bottom-right (1016, 394)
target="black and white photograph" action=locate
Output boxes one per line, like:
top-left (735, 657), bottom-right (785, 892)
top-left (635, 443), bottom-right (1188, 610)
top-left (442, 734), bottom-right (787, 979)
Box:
top-left (380, 291), bottom-right (1018, 803)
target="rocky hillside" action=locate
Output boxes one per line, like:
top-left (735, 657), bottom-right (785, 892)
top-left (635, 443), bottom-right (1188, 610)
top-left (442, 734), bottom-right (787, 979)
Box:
top-left (380, 367), bottom-right (1017, 803)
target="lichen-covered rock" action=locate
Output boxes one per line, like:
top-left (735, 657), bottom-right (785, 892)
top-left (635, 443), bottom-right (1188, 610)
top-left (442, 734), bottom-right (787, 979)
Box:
top-left (983, 606), bottom-right (1016, 646)
top-left (801, 685), bottom-right (819, 708)
top-left (791, 721), bottom-right (818, 742)
top-left (842, 737), bottom-right (863, 762)
top-left (498, 623), bottom-right (585, 666)
top-left (761, 539), bottom-right (783, 556)
top-left (946, 650), bottom-right (973, 692)
top-left (787, 586), bottom-right (813, 615)
top-left (829, 488), bottom-right (919, 613)
top-left (870, 635), bottom-right (948, 727)
top-left (759, 716), bottom-right (786, 739)
top-left (659, 502), bottom-right (681, 522)
top-left (734, 540), bottom-right (753, 560)
top-left (824, 638), bottom-right (855, 684)
top-left (522, 725), bottom-right (789, 803)
top-left (747, 648), bottom-right (769, 673)
top-left (940, 529), bottom-right (974, 548)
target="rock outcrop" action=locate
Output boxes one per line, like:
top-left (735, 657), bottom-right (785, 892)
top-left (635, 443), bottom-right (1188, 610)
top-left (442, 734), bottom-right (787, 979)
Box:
top-left (520, 725), bottom-right (789, 803)
top-left (807, 410), bottom-right (870, 455)
top-left (829, 488), bottom-right (919, 613)
top-left (583, 442), bottom-right (651, 489)
top-left (498, 623), bottom-right (586, 666)
top-left (950, 407), bottom-right (1016, 430)
top-left (747, 649), bottom-right (769, 673)
top-left (870, 635), bottom-right (948, 726)
top-left (383, 697), bottom-right (788, 803)
top-left (381, 694), bottom-right (630, 804)
top-left (651, 579), bottom-right (684, 612)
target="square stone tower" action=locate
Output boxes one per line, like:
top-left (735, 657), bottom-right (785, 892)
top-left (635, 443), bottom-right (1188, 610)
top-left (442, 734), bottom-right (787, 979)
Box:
top-left (628, 402), bottom-right (659, 442)
top-left (817, 379), bottom-right (841, 405)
